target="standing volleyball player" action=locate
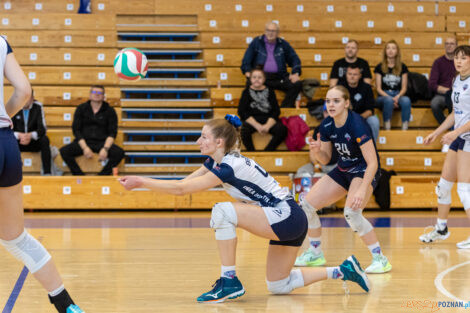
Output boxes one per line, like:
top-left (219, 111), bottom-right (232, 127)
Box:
top-left (0, 37), bottom-right (84, 312)
top-left (295, 86), bottom-right (392, 274)
top-left (420, 45), bottom-right (470, 248)
top-left (120, 115), bottom-right (370, 303)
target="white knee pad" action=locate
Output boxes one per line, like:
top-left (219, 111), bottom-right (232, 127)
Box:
top-left (300, 198), bottom-right (321, 229)
top-left (436, 178), bottom-right (454, 205)
top-left (457, 183), bottom-right (470, 211)
top-left (210, 202), bottom-right (238, 240)
top-left (0, 229), bottom-right (51, 273)
top-left (344, 207), bottom-right (373, 236)
top-left (266, 269), bottom-right (304, 294)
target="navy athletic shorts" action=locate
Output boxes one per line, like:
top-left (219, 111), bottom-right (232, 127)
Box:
top-left (327, 166), bottom-right (381, 191)
top-left (449, 137), bottom-right (470, 152)
top-left (268, 199), bottom-right (308, 247)
top-left (0, 127), bottom-right (23, 187)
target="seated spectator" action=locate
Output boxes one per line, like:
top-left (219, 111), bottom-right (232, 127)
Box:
top-left (330, 39), bottom-right (372, 87)
top-left (339, 64), bottom-right (380, 141)
top-left (238, 69), bottom-right (288, 151)
top-left (374, 40), bottom-right (411, 130)
top-left (429, 37), bottom-right (457, 124)
top-left (241, 21), bottom-right (302, 108)
top-left (60, 85), bottom-right (124, 175)
top-left (12, 89), bottom-right (51, 175)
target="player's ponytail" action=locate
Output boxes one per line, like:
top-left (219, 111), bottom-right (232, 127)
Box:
top-left (206, 115), bottom-right (242, 153)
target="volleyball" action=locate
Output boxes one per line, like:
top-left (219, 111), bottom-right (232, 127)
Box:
top-left (113, 48), bottom-right (148, 81)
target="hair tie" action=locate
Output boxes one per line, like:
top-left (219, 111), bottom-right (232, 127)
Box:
top-left (224, 114), bottom-right (242, 129)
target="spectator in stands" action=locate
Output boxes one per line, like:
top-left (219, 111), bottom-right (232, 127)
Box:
top-left (375, 40), bottom-right (411, 130)
top-left (241, 21), bottom-right (302, 108)
top-left (339, 64), bottom-right (380, 141)
top-left (238, 68), bottom-right (287, 151)
top-left (429, 37), bottom-right (457, 124)
top-left (330, 39), bottom-right (372, 87)
top-left (12, 89), bottom-right (52, 175)
top-left (60, 85), bottom-right (124, 175)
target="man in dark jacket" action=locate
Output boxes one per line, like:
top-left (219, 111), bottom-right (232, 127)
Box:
top-left (241, 22), bottom-right (302, 107)
top-left (60, 85), bottom-right (124, 175)
top-left (12, 90), bottom-right (52, 175)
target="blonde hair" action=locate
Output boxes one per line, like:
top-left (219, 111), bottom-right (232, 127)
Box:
top-left (205, 119), bottom-right (241, 153)
top-left (329, 85), bottom-right (350, 101)
top-left (381, 40), bottom-right (402, 76)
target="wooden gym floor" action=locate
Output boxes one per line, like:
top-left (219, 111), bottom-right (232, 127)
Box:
top-left (1, 211), bottom-right (469, 313)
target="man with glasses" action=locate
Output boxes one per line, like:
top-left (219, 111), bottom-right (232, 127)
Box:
top-left (60, 85), bottom-right (124, 175)
top-left (429, 37), bottom-right (457, 124)
top-left (241, 21), bottom-right (302, 107)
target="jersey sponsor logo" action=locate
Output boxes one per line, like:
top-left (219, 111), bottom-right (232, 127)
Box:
top-left (273, 208), bottom-right (283, 217)
top-left (344, 133), bottom-right (351, 141)
top-left (455, 109), bottom-right (463, 115)
top-left (324, 121), bottom-right (333, 127)
top-left (464, 84), bottom-right (469, 91)
top-left (356, 134), bottom-right (368, 143)
top-left (330, 134), bottom-right (338, 139)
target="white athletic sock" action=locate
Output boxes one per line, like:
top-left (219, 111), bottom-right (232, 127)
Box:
top-left (308, 237), bottom-right (322, 255)
top-left (368, 242), bottom-right (383, 257)
top-left (436, 218), bottom-right (448, 231)
top-left (48, 284), bottom-right (65, 297)
top-left (326, 267), bottom-right (344, 280)
top-left (221, 265), bottom-right (236, 279)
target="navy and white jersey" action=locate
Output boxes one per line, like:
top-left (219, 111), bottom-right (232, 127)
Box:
top-left (452, 74), bottom-right (470, 140)
top-left (204, 152), bottom-right (291, 207)
top-left (0, 36), bottom-right (13, 128)
top-left (320, 111), bottom-right (379, 173)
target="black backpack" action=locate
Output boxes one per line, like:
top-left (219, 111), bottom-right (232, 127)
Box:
top-left (406, 72), bottom-right (432, 103)
top-left (373, 169), bottom-right (396, 210)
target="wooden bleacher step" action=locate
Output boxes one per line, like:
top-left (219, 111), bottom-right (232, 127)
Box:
top-left (116, 14), bottom-right (198, 32)
top-left (123, 129), bottom-right (200, 151)
top-left (121, 108), bottom-right (211, 127)
top-left (144, 50), bottom-right (203, 67)
top-left (120, 88), bottom-right (210, 108)
top-left (125, 152), bottom-right (205, 173)
top-left (117, 32), bottom-right (200, 49)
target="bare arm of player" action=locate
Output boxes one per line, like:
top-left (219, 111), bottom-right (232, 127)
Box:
top-left (441, 119), bottom-right (470, 145)
top-left (4, 53), bottom-right (31, 117)
top-left (352, 140), bottom-right (378, 210)
top-left (424, 112), bottom-right (455, 145)
top-left (375, 73), bottom-right (388, 97)
top-left (309, 133), bottom-right (332, 165)
top-left (182, 166), bottom-right (210, 181)
top-left (119, 171), bottom-right (223, 196)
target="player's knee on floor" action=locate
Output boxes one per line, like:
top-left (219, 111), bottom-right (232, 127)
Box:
top-left (344, 207), bottom-right (373, 236)
top-left (457, 183), bottom-right (470, 211)
top-left (210, 202), bottom-right (238, 240)
top-left (436, 178), bottom-right (454, 205)
top-left (300, 198), bottom-right (321, 229)
top-left (0, 229), bottom-right (51, 273)
top-left (266, 269), bottom-right (304, 294)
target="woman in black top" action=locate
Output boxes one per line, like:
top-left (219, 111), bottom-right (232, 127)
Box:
top-left (374, 40), bottom-right (412, 130)
top-left (238, 69), bottom-right (288, 151)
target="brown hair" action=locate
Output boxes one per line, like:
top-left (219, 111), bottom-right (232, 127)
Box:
top-left (347, 39), bottom-right (358, 47)
top-left (205, 119), bottom-right (241, 153)
top-left (381, 40), bottom-right (402, 76)
top-left (454, 45), bottom-right (470, 58)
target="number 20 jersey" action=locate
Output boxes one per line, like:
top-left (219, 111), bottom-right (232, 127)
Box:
top-left (204, 152), bottom-right (290, 207)
top-left (452, 75), bottom-right (470, 140)
top-left (319, 111), bottom-right (380, 173)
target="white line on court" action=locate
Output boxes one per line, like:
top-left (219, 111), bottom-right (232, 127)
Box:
top-left (434, 260), bottom-right (470, 302)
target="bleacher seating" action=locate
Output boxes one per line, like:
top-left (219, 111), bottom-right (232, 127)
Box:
top-left (6, 0), bottom-right (467, 210)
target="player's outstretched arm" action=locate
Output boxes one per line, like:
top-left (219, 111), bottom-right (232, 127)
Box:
top-left (4, 53), bottom-right (31, 117)
top-left (182, 166), bottom-right (210, 181)
top-left (119, 171), bottom-right (222, 195)
top-left (424, 112), bottom-right (455, 145)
